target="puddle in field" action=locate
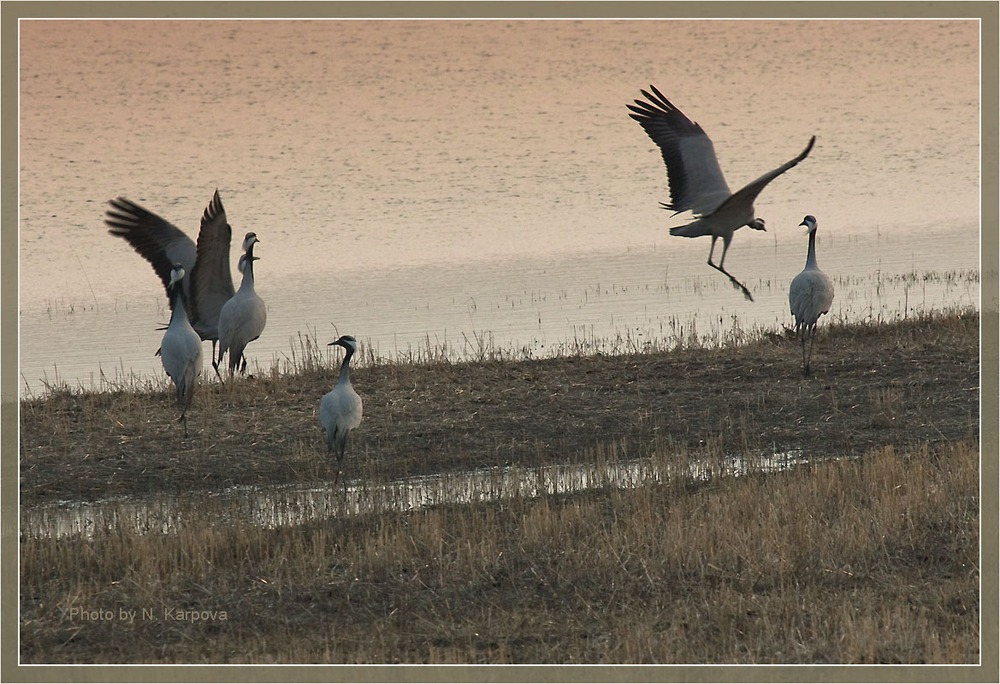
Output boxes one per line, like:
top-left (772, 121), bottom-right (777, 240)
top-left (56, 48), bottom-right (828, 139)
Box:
top-left (20, 448), bottom-right (821, 540)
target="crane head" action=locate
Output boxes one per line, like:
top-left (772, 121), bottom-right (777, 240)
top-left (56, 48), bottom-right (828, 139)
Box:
top-left (168, 263), bottom-right (186, 289)
top-left (329, 335), bottom-right (358, 354)
top-left (242, 232), bottom-right (260, 252)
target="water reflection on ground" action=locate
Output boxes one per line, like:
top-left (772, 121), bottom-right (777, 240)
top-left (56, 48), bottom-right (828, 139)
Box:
top-left (21, 447), bottom-right (820, 540)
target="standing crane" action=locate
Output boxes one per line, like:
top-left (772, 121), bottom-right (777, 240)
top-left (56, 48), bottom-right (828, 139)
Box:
top-left (216, 234), bottom-right (267, 376)
top-left (160, 264), bottom-right (203, 437)
top-left (628, 85), bottom-right (816, 301)
top-left (320, 335), bottom-right (364, 486)
top-left (789, 215), bottom-right (835, 376)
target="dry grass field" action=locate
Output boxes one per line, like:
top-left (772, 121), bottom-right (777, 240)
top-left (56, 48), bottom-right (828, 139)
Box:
top-left (18, 309), bottom-right (981, 664)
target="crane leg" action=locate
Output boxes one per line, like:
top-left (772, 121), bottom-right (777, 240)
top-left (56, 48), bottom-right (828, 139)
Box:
top-left (800, 330), bottom-right (808, 375)
top-left (329, 433), bottom-right (347, 488)
top-left (336, 435), bottom-right (354, 489)
top-left (227, 352), bottom-right (241, 379)
top-left (708, 240), bottom-right (754, 302)
top-left (709, 263), bottom-right (755, 302)
top-left (804, 326), bottom-right (818, 376)
top-left (798, 325), bottom-right (817, 377)
top-left (210, 341), bottom-right (223, 380)
top-left (332, 454), bottom-right (346, 488)
top-left (213, 344), bottom-right (226, 381)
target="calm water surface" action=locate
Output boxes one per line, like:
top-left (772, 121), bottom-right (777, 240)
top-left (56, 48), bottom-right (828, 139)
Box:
top-left (18, 20), bottom-right (981, 395)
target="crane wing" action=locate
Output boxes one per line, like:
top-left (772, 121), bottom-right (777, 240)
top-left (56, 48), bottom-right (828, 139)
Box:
top-left (627, 85), bottom-right (733, 216)
top-left (105, 197), bottom-right (196, 302)
top-left (189, 189), bottom-right (235, 339)
top-left (717, 136), bottom-right (816, 218)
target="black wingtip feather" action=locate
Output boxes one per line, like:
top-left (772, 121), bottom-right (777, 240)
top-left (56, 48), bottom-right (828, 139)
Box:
top-left (203, 189), bottom-right (225, 224)
top-left (646, 84), bottom-right (674, 110)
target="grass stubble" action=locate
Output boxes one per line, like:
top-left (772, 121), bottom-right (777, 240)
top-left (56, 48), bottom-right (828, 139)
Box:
top-left (19, 309), bottom-right (981, 664)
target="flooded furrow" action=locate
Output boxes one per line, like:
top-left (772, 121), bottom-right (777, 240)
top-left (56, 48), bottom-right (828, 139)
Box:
top-left (21, 448), bottom-right (817, 540)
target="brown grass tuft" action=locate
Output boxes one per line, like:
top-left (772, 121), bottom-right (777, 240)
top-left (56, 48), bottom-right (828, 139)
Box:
top-left (19, 439), bottom-right (978, 664)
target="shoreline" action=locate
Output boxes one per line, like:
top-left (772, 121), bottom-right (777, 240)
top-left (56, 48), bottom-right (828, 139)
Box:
top-left (19, 307), bottom-right (981, 507)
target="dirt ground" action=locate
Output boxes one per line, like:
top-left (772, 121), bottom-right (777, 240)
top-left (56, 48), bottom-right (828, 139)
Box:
top-left (19, 310), bottom-right (981, 506)
top-left (17, 310), bottom-right (983, 665)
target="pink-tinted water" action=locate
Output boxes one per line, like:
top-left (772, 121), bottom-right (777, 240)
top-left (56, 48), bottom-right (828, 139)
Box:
top-left (18, 20), bottom-right (980, 394)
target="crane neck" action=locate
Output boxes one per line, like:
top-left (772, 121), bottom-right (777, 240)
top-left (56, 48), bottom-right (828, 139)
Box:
top-left (804, 229), bottom-right (819, 270)
top-left (338, 346), bottom-right (354, 384)
top-left (239, 248), bottom-right (257, 292)
top-left (169, 286), bottom-right (189, 324)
